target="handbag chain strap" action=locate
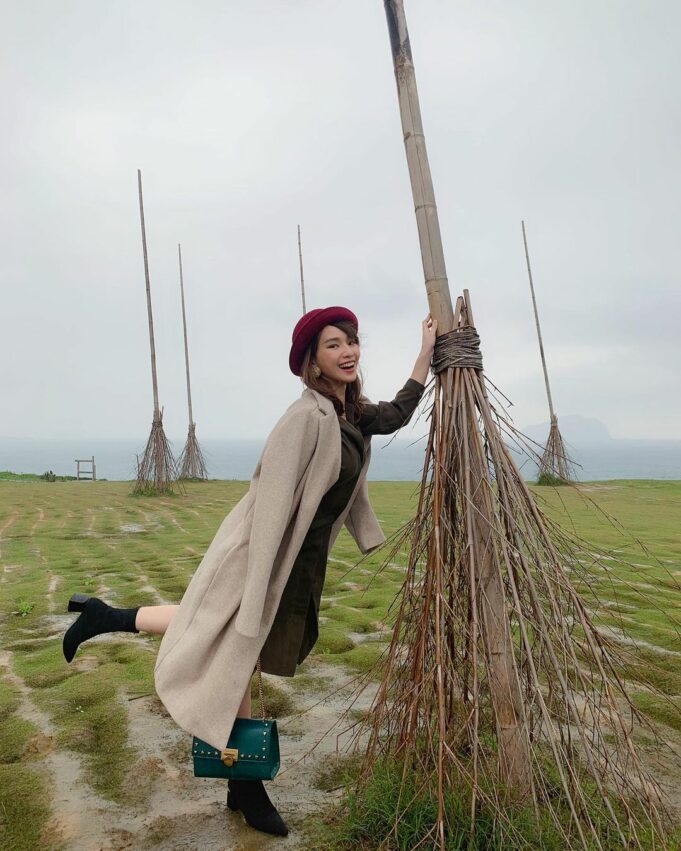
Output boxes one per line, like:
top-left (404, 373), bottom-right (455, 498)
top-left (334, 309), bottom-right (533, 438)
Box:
top-left (255, 656), bottom-right (266, 721)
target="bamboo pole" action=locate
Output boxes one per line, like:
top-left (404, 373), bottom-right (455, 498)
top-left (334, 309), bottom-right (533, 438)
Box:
top-left (521, 220), bottom-right (555, 419)
top-left (383, 0), bottom-right (530, 791)
top-left (137, 169), bottom-right (160, 419)
top-left (383, 0), bottom-right (454, 333)
top-left (177, 243), bottom-right (194, 427)
top-left (297, 224), bottom-right (306, 313)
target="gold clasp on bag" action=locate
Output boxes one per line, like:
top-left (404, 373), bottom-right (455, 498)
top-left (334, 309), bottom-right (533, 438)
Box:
top-left (220, 747), bottom-right (239, 767)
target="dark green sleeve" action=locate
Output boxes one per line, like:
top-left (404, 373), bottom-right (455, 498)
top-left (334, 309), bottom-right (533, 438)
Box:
top-left (357, 378), bottom-right (425, 436)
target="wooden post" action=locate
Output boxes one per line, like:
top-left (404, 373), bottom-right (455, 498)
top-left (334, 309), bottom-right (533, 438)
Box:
top-left (91, 456), bottom-right (96, 482)
top-left (177, 243), bottom-right (194, 427)
top-left (297, 224), bottom-right (307, 313)
top-left (383, 0), bottom-right (530, 792)
top-left (521, 220), bottom-right (555, 420)
top-left (137, 169), bottom-right (160, 420)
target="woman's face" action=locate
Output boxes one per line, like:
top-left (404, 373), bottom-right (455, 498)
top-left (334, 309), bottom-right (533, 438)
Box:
top-left (314, 325), bottom-right (360, 385)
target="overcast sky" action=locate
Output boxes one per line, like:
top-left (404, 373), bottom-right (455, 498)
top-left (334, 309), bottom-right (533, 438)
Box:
top-left (2, 0), bottom-right (679, 442)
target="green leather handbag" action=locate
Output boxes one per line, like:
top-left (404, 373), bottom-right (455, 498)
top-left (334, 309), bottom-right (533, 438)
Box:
top-left (192, 659), bottom-right (280, 781)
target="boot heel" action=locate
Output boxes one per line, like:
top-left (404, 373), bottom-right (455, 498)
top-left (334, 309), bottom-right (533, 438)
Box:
top-left (68, 593), bottom-right (91, 613)
top-left (226, 790), bottom-right (239, 812)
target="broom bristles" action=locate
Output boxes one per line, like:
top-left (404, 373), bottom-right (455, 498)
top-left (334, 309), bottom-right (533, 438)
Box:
top-left (178, 422), bottom-right (208, 480)
top-left (355, 292), bottom-right (669, 850)
top-left (539, 415), bottom-right (575, 482)
top-left (134, 413), bottom-right (178, 494)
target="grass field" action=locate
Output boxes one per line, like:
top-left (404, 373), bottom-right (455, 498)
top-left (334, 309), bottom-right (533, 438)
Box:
top-left (0, 479), bottom-right (679, 849)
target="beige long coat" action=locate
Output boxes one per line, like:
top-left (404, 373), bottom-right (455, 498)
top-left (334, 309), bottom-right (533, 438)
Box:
top-left (154, 388), bottom-right (385, 750)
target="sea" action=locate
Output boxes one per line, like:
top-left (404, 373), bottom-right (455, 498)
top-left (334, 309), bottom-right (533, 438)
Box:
top-left (1, 436), bottom-right (680, 482)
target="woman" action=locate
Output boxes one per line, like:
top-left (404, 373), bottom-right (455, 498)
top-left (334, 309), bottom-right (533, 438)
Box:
top-left (63, 305), bottom-right (436, 837)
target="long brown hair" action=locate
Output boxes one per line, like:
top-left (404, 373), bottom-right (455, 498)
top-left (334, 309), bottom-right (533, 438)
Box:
top-left (299, 320), bottom-right (365, 423)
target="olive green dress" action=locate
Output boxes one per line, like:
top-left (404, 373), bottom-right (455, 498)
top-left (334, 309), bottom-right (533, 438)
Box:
top-left (260, 378), bottom-right (425, 677)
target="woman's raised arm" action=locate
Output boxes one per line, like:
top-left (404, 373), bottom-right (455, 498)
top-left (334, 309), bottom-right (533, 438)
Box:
top-left (409, 313), bottom-right (437, 386)
top-left (357, 315), bottom-right (436, 436)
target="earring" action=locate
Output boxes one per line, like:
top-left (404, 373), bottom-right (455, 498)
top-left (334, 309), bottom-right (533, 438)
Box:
top-left (311, 364), bottom-right (322, 379)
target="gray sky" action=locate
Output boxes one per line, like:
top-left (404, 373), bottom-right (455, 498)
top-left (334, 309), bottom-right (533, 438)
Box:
top-left (2, 0), bottom-right (679, 442)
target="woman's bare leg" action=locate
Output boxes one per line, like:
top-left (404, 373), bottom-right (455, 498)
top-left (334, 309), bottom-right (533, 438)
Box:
top-left (135, 604), bottom-right (252, 717)
top-left (135, 605), bottom-right (178, 634)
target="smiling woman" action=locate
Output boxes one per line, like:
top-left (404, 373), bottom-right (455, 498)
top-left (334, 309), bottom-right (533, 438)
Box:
top-left (61, 304), bottom-right (435, 839)
top-left (294, 307), bottom-right (365, 419)
top-left (293, 305), bottom-right (435, 422)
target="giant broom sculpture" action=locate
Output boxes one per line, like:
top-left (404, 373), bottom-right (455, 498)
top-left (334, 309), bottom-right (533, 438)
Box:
top-left (177, 243), bottom-right (208, 480)
top-left (133, 170), bottom-right (178, 495)
top-left (522, 220), bottom-right (575, 483)
top-left (355, 3), bottom-right (666, 848)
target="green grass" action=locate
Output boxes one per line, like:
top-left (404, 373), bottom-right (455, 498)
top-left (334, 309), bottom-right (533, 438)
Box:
top-left (536, 471), bottom-right (570, 486)
top-left (0, 714), bottom-right (38, 763)
top-left (13, 599), bottom-right (35, 617)
top-left (632, 693), bottom-right (681, 733)
top-left (0, 674), bottom-right (52, 848)
top-left (0, 765), bottom-right (54, 850)
top-left (0, 471), bottom-right (43, 481)
top-left (0, 680), bottom-right (20, 721)
top-left (312, 753), bottom-right (357, 792)
top-left (0, 470), bottom-right (76, 482)
top-left (0, 679), bottom-right (39, 764)
top-left (0, 479), bottom-right (679, 845)
top-left (305, 755), bottom-right (676, 851)
top-left (253, 676), bottom-right (295, 718)
top-left (10, 640), bottom-right (157, 801)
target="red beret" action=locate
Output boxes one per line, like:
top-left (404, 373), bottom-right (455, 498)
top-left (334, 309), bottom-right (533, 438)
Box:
top-left (289, 306), bottom-right (358, 376)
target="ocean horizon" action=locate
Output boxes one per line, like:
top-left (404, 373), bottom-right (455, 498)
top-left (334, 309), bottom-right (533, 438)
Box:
top-left (1, 436), bottom-right (680, 483)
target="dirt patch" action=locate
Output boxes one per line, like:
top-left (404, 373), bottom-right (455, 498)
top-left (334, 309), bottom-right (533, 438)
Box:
top-left (24, 660), bottom-right (375, 849)
top-left (266, 663), bottom-right (375, 816)
top-left (97, 664), bottom-right (357, 848)
top-left (31, 507), bottom-right (46, 534)
top-left (168, 516), bottom-right (190, 536)
top-left (347, 631), bottom-right (386, 645)
top-left (22, 730), bottom-right (53, 758)
top-left (137, 575), bottom-right (170, 606)
top-left (338, 582), bottom-right (363, 592)
top-left (72, 655), bottom-right (101, 673)
top-left (46, 571), bottom-right (59, 612)
top-left (0, 510), bottom-right (19, 538)
top-left (0, 658), bottom-right (372, 849)
top-left (597, 626), bottom-right (681, 657)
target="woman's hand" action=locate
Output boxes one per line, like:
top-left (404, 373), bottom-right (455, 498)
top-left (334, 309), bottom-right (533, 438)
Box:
top-left (420, 314), bottom-right (437, 355)
top-left (410, 314), bottom-right (438, 386)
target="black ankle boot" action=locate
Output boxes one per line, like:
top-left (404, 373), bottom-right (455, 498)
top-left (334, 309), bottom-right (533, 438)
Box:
top-left (227, 778), bottom-right (289, 837)
top-left (62, 594), bottom-right (140, 663)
